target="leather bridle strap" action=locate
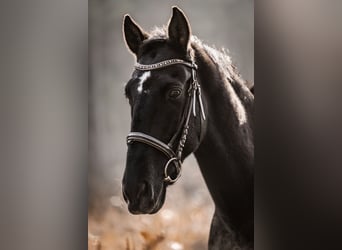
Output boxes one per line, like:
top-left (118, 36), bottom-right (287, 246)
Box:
top-left (127, 132), bottom-right (176, 160)
top-left (126, 58), bottom-right (205, 184)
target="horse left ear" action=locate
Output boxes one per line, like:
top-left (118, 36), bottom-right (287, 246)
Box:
top-left (123, 14), bottom-right (148, 55)
top-left (168, 6), bottom-right (191, 52)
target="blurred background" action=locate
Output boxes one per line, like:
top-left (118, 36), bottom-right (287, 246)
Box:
top-left (89, 0), bottom-right (253, 249)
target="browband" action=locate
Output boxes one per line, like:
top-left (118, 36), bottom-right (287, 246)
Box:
top-left (135, 59), bottom-right (196, 71)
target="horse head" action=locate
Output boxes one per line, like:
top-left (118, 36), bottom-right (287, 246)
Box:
top-left (122, 7), bottom-right (206, 214)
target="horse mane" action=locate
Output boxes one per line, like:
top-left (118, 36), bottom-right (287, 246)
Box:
top-left (148, 26), bottom-right (254, 93)
top-left (147, 26), bottom-right (254, 129)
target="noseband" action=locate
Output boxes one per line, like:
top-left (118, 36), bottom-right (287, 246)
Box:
top-left (126, 58), bottom-right (206, 184)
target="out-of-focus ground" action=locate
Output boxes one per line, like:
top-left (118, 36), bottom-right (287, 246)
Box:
top-left (89, 0), bottom-right (253, 249)
top-left (88, 159), bottom-right (214, 250)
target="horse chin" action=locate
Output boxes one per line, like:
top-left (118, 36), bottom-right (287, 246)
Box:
top-left (127, 183), bottom-right (166, 215)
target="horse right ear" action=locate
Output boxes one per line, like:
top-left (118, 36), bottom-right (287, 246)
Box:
top-left (123, 15), bottom-right (148, 55)
top-left (168, 6), bottom-right (191, 52)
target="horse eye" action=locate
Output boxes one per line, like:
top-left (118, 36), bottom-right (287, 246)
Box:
top-left (168, 88), bottom-right (182, 99)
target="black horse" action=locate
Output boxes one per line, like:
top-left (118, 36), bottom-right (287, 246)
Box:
top-left (122, 7), bottom-right (254, 250)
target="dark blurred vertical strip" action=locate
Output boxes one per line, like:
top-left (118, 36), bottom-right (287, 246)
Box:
top-left (0, 0), bottom-right (87, 250)
top-left (256, 1), bottom-right (342, 249)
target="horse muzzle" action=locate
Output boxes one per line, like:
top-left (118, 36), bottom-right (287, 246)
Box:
top-left (122, 180), bottom-right (165, 214)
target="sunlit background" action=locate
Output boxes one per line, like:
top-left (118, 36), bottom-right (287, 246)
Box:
top-left (89, 0), bottom-right (253, 249)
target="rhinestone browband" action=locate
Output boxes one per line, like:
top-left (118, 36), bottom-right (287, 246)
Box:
top-left (135, 59), bottom-right (196, 71)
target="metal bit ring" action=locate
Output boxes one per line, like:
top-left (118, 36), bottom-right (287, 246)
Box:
top-left (164, 158), bottom-right (182, 183)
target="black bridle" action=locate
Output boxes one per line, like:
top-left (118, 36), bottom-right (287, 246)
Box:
top-left (126, 58), bottom-right (206, 183)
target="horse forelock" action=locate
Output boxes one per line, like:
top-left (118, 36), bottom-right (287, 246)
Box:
top-left (148, 26), bottom-right (168, 39)
top-left (145, 26), bottom-right (196, 60)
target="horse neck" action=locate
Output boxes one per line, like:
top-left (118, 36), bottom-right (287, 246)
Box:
top-left (192, 46), bottom-right (254, 237)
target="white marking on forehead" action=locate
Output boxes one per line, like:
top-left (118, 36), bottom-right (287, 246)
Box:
top-left (137, 71), bottom-right (151, 93)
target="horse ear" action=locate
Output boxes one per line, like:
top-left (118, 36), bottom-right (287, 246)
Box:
top-left (123, 15), bottom-right (148, 55)
top-left (168, 6), bottom-right (191, 52)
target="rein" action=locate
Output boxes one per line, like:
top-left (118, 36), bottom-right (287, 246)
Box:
top-left (126, 58), bottom-right (206, 184)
